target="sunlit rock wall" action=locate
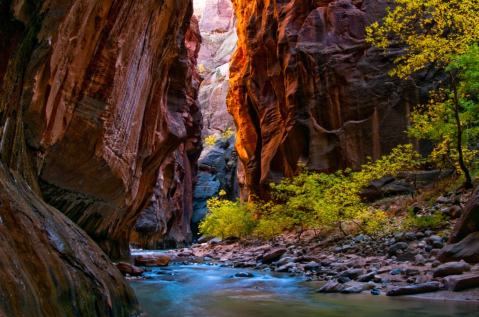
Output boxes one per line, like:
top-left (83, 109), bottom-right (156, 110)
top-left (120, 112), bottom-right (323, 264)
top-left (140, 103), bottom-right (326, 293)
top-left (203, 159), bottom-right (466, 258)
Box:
top-left (228, 0), bottom-right (440, 199)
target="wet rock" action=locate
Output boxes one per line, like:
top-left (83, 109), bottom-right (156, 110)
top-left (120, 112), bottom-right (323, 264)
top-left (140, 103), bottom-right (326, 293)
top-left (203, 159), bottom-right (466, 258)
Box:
top-left (357, 272), bottom-right (377, 282)
top-left (386, 282), bottom-right (440, 296)
top-left (444, 274), bottom-right (479, 291)
top-left (401, 269), bottom-right (420, 277)
top-left (336, 269), bottom-right (364, 280)
top-left (437, 232), bottom-right (479, 263)
top-left (390, 268), bottom-right (402, 275)
top-left (234, 272), bottom-right (254, 278)
top-left (341, 283), bottom-right (376, 294)
top-left (433, 261), bottom-right (471, 278)
top-left (115, 263), bottom-right (145, 277)
top-left (371, 289), bottom-right (381, 295)
top-left (276, 263), bottom-right (295, 272)
top-left (338, 277), bottom-right (351, 284)
top-left (135, 254), bottom-right (171, 267)
top-left (388, 243), bottom-right (408, 256)
top-left (304, 262), bottom-right (321, 271)
top-left (262, 248), bottom-right (287, 264)
top-left (273, 257), bottom-right (293, 267)
top-left (317, 281), bottom-right (346, 293)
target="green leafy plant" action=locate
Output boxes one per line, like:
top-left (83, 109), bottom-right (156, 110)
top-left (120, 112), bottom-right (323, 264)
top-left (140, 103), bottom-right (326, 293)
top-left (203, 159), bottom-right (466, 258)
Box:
top-left (403, 212), bottom-right (447, 231)
top-left (221, 127), bottom-right (235, 140)
top-left (215, 68), bottom-right (222, 78)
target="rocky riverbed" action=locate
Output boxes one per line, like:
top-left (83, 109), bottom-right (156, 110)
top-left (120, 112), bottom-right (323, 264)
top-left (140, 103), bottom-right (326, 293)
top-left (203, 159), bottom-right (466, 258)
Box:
top-left (116, 187), bottom-right (479, 302)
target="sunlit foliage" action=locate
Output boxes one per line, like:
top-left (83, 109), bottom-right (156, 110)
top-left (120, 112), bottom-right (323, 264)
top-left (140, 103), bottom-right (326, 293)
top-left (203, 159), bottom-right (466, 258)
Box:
top-left (366, 0), bottom-right (479, 188)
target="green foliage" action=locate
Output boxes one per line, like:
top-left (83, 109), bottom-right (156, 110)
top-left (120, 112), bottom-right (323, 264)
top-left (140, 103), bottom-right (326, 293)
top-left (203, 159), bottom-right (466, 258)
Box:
top-left (366, 0), bottom-right (479, 188)
top-left (215, 68), bottom-right (222, 78)
top-left (199, 145), bottom-right (422, 241)
top-left (403, 212), bottom-right (447, 231)
top-left (265, 144), bottom-right (421, 237)
top-left (199, 197), bottom-right (255, 239)
top-left (407, 45), bottom-right (479, 172)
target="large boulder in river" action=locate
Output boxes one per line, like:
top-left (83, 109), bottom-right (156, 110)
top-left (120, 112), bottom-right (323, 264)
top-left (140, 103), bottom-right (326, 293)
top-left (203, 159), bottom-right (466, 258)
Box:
top-left (135, 254), bottom-right (171, 267)
top-left (115, 263), bottom-right (145, 277)
top-left (437, 232), bottom-right (479, 263)
top-left (262, 248), bottom-right (287, 264)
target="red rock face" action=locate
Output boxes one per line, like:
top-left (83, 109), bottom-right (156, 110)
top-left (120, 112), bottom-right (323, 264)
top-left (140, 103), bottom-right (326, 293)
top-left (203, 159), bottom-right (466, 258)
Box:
top-left (0, 0), bottom-right (200, 258)
top-left (228, 0), bottom-right (439, 199)
top-left (129, 15), bottom-right (203, 250)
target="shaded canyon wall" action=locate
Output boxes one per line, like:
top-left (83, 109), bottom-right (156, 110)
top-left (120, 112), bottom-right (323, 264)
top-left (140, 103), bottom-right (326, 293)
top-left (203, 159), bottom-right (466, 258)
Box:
top-left (228, 0), bottom-right (441, 199)
top-left (0, 0), bottom-right (201, 259)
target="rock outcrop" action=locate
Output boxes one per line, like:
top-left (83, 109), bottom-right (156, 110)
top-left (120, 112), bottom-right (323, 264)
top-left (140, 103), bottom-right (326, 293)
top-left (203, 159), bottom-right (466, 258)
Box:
top-left (0, 163), bottom-right (139, 316)
top-left (0, 0), bottom-right (200, 258)
top-left (227, 0), bottom-right (442, 199)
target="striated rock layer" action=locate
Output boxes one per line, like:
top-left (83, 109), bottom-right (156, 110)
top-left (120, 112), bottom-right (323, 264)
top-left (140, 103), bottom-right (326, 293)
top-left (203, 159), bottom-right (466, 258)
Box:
top-left (0, 162), bottom-right (139, 316)
top-left (227, 0), bottom-right (440, 199)
top-left (130, 15), bottom-right (203, 250)
top-left (0, 0), bottom-right (200, 258)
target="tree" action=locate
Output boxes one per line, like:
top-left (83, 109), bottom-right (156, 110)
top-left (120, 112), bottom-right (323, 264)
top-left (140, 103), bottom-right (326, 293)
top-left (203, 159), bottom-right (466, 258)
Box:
top-left (366, 0), bottom-right (479, 188)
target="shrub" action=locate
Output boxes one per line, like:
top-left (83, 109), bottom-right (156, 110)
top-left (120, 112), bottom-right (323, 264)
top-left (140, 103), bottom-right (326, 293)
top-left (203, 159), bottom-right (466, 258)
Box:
top-left (198, 198), bottom-right (255, 239)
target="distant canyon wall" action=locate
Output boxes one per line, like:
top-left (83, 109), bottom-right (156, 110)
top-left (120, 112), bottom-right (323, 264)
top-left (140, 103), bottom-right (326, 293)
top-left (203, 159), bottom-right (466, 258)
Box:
top-left (228, 0), bottom-right (440, 199)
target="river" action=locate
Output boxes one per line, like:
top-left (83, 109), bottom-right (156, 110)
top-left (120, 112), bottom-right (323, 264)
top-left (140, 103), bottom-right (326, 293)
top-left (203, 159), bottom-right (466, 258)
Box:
top-left (126, 252), bottom-right (479, 317)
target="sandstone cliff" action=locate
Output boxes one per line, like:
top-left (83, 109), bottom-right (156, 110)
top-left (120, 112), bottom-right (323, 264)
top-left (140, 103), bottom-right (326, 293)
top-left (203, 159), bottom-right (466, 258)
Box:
top-left (130, 16), bottom-right (203, 250)
top-left (0, 0), bottom-right (199, 258)
top-left (228, 0), bottom-right (440, 199)
top-left (0, 0), bottom-right (198, 314)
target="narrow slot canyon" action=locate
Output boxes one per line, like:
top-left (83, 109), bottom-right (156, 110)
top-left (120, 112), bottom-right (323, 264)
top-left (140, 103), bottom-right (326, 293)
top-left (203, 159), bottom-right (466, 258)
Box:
top-left (0, 0), bottom-right (478, 316)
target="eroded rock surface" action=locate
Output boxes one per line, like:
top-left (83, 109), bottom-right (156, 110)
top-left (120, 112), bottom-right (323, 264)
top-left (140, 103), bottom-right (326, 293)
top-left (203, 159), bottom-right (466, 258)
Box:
top-left (0, 0), bottom-right (200, 258)
top-left (0, 163), bottom-right (139, 316)
top-left (228, 0), bottom-right (443, 199)
top-left (130, 15), bottom-right (203, 250)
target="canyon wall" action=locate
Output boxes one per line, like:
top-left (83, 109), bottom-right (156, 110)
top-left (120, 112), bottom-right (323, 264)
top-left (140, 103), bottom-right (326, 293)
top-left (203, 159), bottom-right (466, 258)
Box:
top-left (0, 0), bottom-right (199, 314)
top-left (130, 16), bottom-right (203, 249)
top-left (228, 0), bottom-right (439, 199)
top-left (0, 0), bottom-right (199, 259)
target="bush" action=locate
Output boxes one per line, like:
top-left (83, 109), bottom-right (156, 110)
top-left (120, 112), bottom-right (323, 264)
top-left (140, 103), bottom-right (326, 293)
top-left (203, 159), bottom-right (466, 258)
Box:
top-left (198, 197), bottom-right (255, 239)
top-left (403, 213), bottom-right (447, 231)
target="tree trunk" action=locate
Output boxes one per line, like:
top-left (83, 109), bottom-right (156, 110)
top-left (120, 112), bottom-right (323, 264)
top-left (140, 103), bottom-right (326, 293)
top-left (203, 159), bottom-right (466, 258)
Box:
top-left (449, 71), bottom-right (473, 189)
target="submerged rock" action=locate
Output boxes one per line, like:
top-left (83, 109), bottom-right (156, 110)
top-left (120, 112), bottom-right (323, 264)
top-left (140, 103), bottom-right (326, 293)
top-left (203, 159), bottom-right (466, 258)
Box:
top-left (234, 272), bottom-right (254, 278)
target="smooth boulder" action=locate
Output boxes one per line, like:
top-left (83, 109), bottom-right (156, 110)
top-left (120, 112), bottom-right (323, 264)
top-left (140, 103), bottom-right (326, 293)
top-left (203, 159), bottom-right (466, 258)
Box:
top-left (115, 262), bottom-right (145, 277)
top-left (262, 248), bottom-right (287, 264)
top-left (134, 254), bottom-right (171, 267)
top-left (432, 261), bottom-right (471, 278)
top-left (437, 232), bottom-right (479, 263)
top-left (444, 274), bottom-right (479, 291)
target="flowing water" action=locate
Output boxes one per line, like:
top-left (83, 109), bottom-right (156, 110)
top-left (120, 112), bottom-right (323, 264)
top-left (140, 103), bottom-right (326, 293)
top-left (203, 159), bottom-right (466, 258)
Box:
top-left (126, 252), bottom-right (479, 317)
